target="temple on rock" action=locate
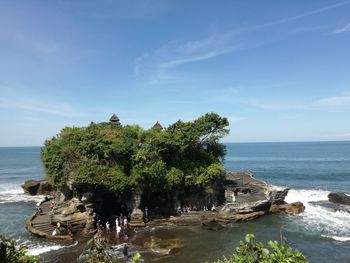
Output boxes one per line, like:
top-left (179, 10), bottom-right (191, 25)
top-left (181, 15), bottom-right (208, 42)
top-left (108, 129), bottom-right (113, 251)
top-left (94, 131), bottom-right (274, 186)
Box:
top-left (152, 121), bottom-right (163, 131)
top-left (109, 114), bottom-right (120, 125)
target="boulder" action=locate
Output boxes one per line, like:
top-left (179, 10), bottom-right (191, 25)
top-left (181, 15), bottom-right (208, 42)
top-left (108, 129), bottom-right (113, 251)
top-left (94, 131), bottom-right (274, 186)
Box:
top-left (270, 202), bottom-right (305, 215)
top-left (328, 192), bottom-right (350, 205)
top-left (22, 179), bottom-right (53, 196)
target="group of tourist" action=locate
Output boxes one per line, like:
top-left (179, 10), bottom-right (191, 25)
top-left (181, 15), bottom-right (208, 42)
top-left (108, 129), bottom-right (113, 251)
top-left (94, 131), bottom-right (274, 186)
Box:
top-left (35, 196), bottom-right (54, 216)
top-left (179, 204), bottom-right (217, 214)
top-left (97, 214), bottom-right (130, 240)
top-left (52, 222), bottom-right (71, 236)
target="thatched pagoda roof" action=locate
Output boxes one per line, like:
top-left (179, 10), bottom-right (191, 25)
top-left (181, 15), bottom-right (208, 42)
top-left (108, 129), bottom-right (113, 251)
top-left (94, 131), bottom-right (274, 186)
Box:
top-left (109, 114), bottom-right (120, 124)
top-left (152, 121), bottom-right (163, 131)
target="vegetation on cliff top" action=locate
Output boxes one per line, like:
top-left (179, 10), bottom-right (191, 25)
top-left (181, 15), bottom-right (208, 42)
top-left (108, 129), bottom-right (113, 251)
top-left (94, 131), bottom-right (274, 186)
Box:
top-left (41, 113), bottom-right (229, 193)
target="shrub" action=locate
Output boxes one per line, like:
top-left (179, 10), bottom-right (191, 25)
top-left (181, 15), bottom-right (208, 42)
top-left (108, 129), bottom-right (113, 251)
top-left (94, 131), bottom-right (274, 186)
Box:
top-left (211, 234), bottom-right (308, 263)
top-left (0, 235), bottom-right (40, 263)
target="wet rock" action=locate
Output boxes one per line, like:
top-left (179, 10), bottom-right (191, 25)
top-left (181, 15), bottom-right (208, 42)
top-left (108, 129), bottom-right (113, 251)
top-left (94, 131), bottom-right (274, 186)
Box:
top-left (328, 192), bottom-right (350, 205)
top-left (143, 237), bottom-right (183, 256)
top-left (270, 202), bottom-right (305, 215)
top-left (217, 211), bottom-right (266, 222)
top-left (234, 211), bottom-right (266, 221)
top-left (202, 219), bottom-right (225, 231)
top-left (22, 179), bottom-right (53, 196)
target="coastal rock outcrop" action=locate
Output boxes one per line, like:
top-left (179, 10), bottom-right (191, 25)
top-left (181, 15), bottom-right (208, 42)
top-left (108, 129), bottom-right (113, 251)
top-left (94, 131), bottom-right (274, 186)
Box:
top-left (218, 172), bottom-right (294, 222)
top-left (328, 192), bottom-right (350, 206)
top-left (50, 196), bottom-right (95, 235)
top-left (270, 202), bottom-right (305, 215)
top-left (22, 179), bottom-right (53, 196)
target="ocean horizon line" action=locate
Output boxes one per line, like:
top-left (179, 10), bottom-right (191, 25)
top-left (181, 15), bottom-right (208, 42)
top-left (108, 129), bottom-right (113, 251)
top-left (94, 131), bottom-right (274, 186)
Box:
top-left (0, 139), bottom-right (349, 148)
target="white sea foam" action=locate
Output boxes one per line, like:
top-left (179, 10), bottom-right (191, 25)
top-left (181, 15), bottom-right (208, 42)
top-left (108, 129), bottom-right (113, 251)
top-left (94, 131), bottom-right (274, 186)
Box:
top-left (285, 189), bottom-right (350, 242)
top-left (0, 185), bottom-right (45, 204)
top-left (27, 244), bottom-right (66, 256)
top-left (25, 240), bottom-right (78, 256)
top-left (321, 235), bottom-right (350, 242)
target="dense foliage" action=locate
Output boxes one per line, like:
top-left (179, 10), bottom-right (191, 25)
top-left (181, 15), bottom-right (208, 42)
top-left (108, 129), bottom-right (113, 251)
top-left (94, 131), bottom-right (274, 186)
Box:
top-left (41, 113), bottom-right (229, 193)
top-left (0, 235), bottom-right (40, 263)
top-left (211, 234), bottom-right (308, 263)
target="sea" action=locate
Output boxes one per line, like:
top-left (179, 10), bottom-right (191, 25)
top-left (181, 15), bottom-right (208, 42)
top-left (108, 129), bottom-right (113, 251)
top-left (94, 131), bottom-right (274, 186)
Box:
top-left (0, 142), bottom-right (349, 262)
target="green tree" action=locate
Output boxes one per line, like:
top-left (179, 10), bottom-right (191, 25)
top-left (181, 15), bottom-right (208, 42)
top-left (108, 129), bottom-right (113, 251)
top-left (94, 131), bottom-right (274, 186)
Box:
top-left (41, 113), bottom-right (229, 195)
top-left (210, 234), bottom-right (308, 263)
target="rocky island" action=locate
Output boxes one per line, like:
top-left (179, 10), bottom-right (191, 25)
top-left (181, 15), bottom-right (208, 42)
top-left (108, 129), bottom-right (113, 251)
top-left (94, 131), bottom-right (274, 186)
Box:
top-left (24, 113), bottom-right (304, 244)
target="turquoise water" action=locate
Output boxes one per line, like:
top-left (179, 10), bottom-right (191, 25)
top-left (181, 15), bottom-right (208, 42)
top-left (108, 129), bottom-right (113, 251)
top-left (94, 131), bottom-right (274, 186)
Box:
top-left (0, 142), bottom-right (349, 262)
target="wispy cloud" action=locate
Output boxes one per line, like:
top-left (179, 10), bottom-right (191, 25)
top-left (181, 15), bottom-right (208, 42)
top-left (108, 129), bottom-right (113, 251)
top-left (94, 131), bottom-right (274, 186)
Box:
top-left (134, 33), bottom-right (240, 82)
top-left (334, 23), bottom-right (350, 33)
top-left (135, 1), bottom-right (350, 83)
top-left (0, 97), bottom-right (84, 118)
top-left (313, 94), bottom-right (350, 107)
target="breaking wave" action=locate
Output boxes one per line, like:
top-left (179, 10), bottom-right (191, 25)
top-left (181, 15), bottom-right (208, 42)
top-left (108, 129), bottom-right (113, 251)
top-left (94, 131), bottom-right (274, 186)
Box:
top-left (285, 188), bottom-right (350, 242)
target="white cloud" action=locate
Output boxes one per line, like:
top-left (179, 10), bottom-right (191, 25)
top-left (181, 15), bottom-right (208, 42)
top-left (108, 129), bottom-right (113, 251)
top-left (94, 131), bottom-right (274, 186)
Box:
top-left (334, 23), bottom-right (350, 33)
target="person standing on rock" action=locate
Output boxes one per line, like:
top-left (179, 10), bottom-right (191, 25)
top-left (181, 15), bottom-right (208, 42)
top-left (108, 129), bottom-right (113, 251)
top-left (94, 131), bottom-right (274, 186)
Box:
top-left (145, 207), bottom-right (148, 219)
top-left (106, 221), bottom-right (110, 233)
top-left (123, 243), bottom-right (128, 259)
top-left (119, 214), bottom-right (123, 226)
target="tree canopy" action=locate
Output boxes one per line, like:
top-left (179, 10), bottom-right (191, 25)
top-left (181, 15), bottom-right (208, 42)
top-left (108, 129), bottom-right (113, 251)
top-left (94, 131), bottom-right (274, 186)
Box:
top-left (41, 113), bottom-right (229, 193)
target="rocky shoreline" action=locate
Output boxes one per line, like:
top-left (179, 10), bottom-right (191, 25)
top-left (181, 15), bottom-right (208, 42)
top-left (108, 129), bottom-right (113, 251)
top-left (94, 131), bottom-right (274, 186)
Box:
top-left (23, 172), bottom-right (306, 241)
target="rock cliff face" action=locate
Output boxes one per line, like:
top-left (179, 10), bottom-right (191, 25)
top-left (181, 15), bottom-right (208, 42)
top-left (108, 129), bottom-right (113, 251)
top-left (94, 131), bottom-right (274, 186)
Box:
top-left (51, 192), bottom-right (96, 235)
top-left (22, 179), bottom-right (53, 196)
top-left (24, 171), bottom-right (303, 238)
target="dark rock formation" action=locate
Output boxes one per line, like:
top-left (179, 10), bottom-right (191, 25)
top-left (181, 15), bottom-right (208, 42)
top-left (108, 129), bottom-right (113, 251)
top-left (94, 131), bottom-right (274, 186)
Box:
top-left (309, 200), bottom-right (350, 213)
top-left (270, 202), bottom-right (305, 215)
top-left (328, 192), bottom-right (350, 205)
top-left (22, 179), bottom-right (53, 196)
top-left (268, 187), bottom-right (289, 205)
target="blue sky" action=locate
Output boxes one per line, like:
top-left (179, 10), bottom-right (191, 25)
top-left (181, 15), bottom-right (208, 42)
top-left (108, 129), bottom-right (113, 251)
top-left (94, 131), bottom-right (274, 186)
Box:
top-left (1, 0), bottom-right (350, 146)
